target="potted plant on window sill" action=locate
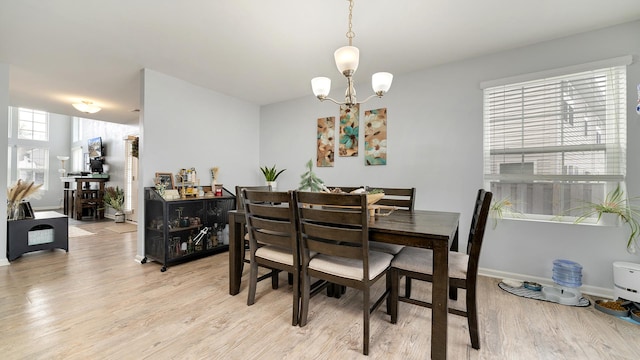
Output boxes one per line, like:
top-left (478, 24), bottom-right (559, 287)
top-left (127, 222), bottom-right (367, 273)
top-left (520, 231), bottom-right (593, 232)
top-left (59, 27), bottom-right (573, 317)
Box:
top-left (574, 184), bottom-right (640, 253)
top-left (260, 165), bottom-right (286, 191)
top-left (103, 186), bottom-right (125, 223)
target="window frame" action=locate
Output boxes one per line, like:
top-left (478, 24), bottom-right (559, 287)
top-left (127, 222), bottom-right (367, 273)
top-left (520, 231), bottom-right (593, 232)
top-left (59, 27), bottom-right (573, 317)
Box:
top-left (481, 56), bottom-right (630, 222)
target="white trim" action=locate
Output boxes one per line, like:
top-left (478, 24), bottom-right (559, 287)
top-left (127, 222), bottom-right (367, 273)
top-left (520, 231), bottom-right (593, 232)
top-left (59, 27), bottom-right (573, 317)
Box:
top-left (479, 267), bottom-right (614, 299)
top-left (0, 258), bottom-right (9, 267)
top-left (134, 254), bottom-right (146, 264)
top-left (480, 55), bottom-right (633, 89)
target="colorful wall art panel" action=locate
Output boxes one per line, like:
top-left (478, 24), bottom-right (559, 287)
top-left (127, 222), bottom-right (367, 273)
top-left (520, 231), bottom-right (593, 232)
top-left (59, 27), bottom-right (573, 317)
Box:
top-left (339, 104), bottom-right (359, 157)
top-left (364, 108), bottom-right (387, 165)
top-left (317, 116), bottom-right (335, 167)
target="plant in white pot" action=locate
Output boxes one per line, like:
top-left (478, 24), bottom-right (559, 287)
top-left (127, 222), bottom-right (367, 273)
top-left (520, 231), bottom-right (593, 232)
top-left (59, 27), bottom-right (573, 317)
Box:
top-left (260, 165), bottom-right (285, 190)
top-left (103, 186), bottom-right (125, 223)
top-left (574, 184), bottom-right (639, 253)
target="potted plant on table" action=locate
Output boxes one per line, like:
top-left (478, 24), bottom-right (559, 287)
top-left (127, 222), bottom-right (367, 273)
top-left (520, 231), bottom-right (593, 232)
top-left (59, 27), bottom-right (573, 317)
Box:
top-left (260, 165), bottom-right (286, 190)
top-left (298, 159), bottom-right (324, 192)
top-left (574, 184), bottom-right (640, 253)
top-left (103, 186), bottom-right (125, 223)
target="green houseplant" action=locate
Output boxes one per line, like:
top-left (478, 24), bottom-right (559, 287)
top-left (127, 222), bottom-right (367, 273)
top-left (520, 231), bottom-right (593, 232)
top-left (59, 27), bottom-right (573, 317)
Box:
top-left (103, 186), bottom-right (125, 223)
top-left (574, 184), bottom-right (640, 252)
top-left (260, 165), bottom-right (286, 182)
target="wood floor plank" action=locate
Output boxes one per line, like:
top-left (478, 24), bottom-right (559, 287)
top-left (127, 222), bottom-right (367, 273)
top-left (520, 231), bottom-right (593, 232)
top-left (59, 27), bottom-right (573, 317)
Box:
top-left (1, 218), bottom-right (639, 359)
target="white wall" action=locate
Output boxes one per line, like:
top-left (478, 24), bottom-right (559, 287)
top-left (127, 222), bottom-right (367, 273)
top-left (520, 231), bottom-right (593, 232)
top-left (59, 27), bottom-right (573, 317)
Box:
top-left (137, 68), bottom-right (260, 260)
top-left (0, 63), bottom-right (9, 265)
top-left (259, 21), bottom-right (640, 292)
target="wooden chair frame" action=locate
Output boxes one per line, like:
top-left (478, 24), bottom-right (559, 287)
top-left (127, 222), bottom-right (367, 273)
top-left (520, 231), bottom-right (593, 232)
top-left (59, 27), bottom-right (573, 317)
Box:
top-left (389, 189), bottom-right (492, 350)
top-left (294, 191), bottom-right (392, 355)
top-left (243, 189), bottom-right (300, 325)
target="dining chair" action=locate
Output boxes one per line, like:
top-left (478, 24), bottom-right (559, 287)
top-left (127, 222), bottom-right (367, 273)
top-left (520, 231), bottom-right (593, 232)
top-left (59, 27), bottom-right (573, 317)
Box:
top-left (294, 191), bottom-right (393, 355)
top-left (388, 189), bottom-right (492, 350)
top-left (243, 189), bottom-right (300, 326)
top-left (365, 187), bottom-right (416, 255)
top-left (235, 185), bottom-right (272, 274)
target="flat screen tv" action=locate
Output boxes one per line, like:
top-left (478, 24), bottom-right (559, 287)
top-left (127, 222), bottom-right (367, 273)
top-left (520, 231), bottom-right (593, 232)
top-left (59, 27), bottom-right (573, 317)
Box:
top-left (88, 137), bottom-right (102, 158)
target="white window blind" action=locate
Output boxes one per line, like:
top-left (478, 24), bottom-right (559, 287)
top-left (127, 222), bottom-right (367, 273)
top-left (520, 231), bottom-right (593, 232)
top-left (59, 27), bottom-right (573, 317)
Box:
top-left (483, 64), bottom-right (627, 218)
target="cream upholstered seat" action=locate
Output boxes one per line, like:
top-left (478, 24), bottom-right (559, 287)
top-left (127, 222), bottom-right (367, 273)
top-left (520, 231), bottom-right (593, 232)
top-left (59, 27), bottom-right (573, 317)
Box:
top-left (294, 190), bottom-right (392, 356)
top-left (389, 189), bottom-right (492, 350)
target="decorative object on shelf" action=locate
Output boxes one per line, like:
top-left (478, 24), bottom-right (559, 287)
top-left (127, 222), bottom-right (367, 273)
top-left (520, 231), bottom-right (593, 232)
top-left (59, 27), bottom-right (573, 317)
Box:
top-left (103, 186), bottom-right (125, 223)
top-left (310, 0), bottom-right (392, 108)
top-left (155, 172), bottom-right (174, 190)
top-left (57, 155), bottom-right (70, 177)
top-left (364, 108), bottom-right (387, 165)
top-left (72, 100), bottom-right (101, 114)
top-left (317, 116), bottom-right (335, 167)
top-left (573, 184), bottom-right (639, 252)
top-left (339, 104), bottom-right (359, 157)
top-left (298, 159), bottom-right (324, 192)
top-left (214, 184), bottom-right (224, 197)
top-left (260, 164), bottom-right (286, 191)
top-left (7, 180), bottom-right (42, 220)
top-left (210, 166), bottom-right (219, 188)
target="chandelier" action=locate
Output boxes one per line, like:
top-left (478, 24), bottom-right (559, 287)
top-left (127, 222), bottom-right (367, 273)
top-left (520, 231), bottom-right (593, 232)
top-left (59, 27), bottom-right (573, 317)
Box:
top-left (311, 0), bottom-right (393, 108)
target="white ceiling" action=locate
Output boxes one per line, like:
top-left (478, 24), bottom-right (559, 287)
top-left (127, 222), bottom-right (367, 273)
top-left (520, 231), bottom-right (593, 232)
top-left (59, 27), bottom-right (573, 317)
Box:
top-left (1, 0), bottom-right (640, 124)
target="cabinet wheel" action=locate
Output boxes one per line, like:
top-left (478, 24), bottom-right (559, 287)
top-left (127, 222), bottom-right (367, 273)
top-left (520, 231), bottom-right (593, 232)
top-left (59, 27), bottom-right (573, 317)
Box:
top-left (141, 257), bottom-right (147, 264)
top-left (161, 266), bottom-right (167, 272)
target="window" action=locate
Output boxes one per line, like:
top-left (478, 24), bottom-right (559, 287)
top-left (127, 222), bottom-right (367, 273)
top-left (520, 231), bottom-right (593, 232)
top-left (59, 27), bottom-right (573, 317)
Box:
top-left (16, 147), bottom-right (49, 189)
top-left (72, 146), bottom-right (84, 172)
top-left (18, 108), bottom-right (49, 141)
top-left (482, 58), bottom-right (629, 219)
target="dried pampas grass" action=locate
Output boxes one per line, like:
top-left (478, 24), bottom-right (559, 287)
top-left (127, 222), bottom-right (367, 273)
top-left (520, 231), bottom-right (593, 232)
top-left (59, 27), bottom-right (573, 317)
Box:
top-left (7, 179), bottom-right (43, 204)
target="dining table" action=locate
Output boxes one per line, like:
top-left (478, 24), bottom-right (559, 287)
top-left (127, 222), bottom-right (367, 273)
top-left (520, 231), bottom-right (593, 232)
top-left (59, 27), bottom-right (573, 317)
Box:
top-left (227, 208), bottom-right (460, 360)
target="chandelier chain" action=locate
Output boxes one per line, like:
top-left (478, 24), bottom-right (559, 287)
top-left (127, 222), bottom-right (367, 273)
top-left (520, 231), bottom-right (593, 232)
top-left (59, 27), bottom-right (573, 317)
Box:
top-left (346, 0), bottom-right (355, 46)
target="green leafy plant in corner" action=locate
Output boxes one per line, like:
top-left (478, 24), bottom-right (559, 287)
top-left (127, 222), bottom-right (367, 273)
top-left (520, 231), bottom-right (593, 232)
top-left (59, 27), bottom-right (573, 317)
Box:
top-left (573, 184), bottom-right (640, 252)
top-left (103, 186), bottom-right (125, 212)
top-left (489, 197), bottom-right (522, 229)
top-left (298, 159), bottom-right (324, 192)
top-left (260, 165), bottom-right (286, 182)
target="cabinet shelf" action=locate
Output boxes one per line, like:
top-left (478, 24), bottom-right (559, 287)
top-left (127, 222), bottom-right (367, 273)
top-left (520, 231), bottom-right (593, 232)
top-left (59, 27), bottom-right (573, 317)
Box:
top-left (143, 187), bottom-right (235, 272)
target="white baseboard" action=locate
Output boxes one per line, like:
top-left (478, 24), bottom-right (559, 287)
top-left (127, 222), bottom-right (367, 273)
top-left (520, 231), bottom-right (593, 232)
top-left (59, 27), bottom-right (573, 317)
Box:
top-left (479, 267), bottom-right (614, 299)
top-left (0, 258), bottom-right (10, 267)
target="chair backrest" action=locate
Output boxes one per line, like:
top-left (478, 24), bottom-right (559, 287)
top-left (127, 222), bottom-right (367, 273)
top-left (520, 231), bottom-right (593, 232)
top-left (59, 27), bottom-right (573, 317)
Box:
top-left (465, 189), bottom-right (492, 281)
top-left (367, 187), bottom-right (416, 211)
top-left (235, 185), bottom-right (271, 210)
top-left (293, 191), bottom-right (370, 276)
top-left (243, 190), bottom-right (298, 255)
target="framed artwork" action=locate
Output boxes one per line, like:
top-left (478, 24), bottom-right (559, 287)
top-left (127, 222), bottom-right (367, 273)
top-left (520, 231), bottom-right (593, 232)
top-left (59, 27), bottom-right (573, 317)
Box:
top-left (339, 104), bottom-right (359, 157)
top-left (317, 116), bottom-right (335, 167)
top-left (364, 108), bottom-right (387, 165)
top-left (155, 172), bottom-right (174, 189)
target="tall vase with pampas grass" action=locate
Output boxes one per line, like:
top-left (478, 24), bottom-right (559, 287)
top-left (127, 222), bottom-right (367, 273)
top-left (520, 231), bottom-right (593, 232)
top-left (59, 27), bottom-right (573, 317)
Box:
top-left (7, 179), bottom-right (42, 220)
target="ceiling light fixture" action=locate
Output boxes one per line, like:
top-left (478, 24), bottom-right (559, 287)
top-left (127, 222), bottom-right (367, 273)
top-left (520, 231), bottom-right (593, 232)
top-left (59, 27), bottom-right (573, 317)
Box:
top-left (72, 100), bottom-right (101, 114)
top-left (311, 0), bottom-right (393, 108)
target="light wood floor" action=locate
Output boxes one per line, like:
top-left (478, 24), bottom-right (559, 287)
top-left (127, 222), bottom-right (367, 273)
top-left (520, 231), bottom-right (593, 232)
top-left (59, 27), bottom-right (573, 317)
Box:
top-left (2, 220), bottom-right (640, 360)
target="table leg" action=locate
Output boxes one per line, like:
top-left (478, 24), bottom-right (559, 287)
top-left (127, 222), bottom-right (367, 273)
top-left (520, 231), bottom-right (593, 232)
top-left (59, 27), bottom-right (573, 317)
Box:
top-left (228, 212), bottom-right (243, 295)
top-left (431, 240), bottom-right (449, 360)
top-left (449, 228), bottom-right (459, 300)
